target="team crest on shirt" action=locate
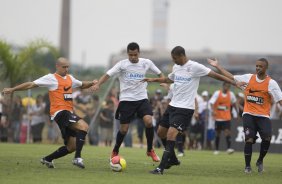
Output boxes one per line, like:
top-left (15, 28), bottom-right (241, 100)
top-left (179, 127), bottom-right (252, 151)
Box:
top-left (142, 63), bottom-right (147, 69)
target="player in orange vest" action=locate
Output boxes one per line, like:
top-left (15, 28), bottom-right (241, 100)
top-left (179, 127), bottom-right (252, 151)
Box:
top-left (209, 82), bottom-right (237, 155)
top-left (2, 57), bottom-right (97, 169)
top-left (208, 58), bottom-right (282, 174)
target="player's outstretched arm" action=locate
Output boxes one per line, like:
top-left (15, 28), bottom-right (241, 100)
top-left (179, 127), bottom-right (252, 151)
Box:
top-left (81, 80), bottom-right (98, 89)
top-left (142, 77), bottom-right (173, 83)
top-left (207, 58), bottom-right (234, 80)
top-left (2, 82), bottom-right (38, 95)
top-left (92, 74), bottom-right (110, 91)
top-left (208, 70), bottom-right (246, 89)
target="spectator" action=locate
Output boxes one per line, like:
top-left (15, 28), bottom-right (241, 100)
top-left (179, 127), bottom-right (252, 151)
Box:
top-left (29, 95), bottom-right (46, 143)
top-left (99, 100), bottom-right (114, 146)
top-left (10, 95), bottom-right (23, 143)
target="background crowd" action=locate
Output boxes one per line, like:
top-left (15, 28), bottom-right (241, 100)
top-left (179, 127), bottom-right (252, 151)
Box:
top-left (1, 85), bottom-right (282, 152)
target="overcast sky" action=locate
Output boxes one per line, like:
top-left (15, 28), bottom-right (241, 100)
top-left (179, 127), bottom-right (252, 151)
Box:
top-left (1, 0), bottom-right (282, 67)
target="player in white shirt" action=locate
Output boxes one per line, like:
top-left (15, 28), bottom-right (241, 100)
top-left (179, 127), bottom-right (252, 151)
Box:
top-left (92, 42), bottom-right (164, 162)
top-left (208, 58), bottom-right (282, 174)
top-left (143, 46), bottom-right (244, 175)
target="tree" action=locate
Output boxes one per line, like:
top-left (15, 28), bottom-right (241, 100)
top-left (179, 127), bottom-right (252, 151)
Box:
top-left (0, 39), bottom-right (59, 87)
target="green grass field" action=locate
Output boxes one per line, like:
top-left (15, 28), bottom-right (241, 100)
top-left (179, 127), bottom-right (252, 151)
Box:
top-left (0, 143), bottom-right (281, 184)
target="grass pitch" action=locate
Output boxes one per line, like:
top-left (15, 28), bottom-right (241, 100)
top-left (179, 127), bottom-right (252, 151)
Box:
top-left (0, 143), bottom-right (281, 184)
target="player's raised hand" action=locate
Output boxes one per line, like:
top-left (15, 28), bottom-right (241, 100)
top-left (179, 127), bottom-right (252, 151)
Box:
top-left (235, 81), bottom-right (248, 90)
top-left (207, 58), bottom-right (219, 68)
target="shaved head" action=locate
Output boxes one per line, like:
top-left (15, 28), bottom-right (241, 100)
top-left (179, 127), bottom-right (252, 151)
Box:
top-left (56, 57), bottom-right (70, 76)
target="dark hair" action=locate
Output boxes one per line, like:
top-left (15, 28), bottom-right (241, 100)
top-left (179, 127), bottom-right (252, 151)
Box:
top-left (257, 58), bottom-right (268, 68)
top-left (127, 42), bottom-right (140, 52)
top-left (171, 46), bottom-right (186, 56)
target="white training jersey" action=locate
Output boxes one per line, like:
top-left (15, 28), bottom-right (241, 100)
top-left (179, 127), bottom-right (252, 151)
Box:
top-left (33, 73), bottom-right (82, 90)
top-left (234, 74), bottom-right (282, 117)
top-left (168, 60), bottom-right (211, 109)
top-left (106, 58), bottom-right (162, 101)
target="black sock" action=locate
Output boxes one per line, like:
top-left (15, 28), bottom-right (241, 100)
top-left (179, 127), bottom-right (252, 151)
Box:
top-left (176, 134), bottom-right (184, 153)
top-left (226, 136), bottom-right (231, 149)
top-left (244, 142), bottom-right (252, 167)
top-left (145, 127), bottom-right (154, 152)
top-left (258, 140), bottom-right (270, 162)
top-left (215, 136), bottom-right (220, 150)
top-left (75, 130), bottom-right (87, 158)
top-left (45, 146), bottom-right (70, 161)
top-left (113, 131), bottom-right (126, 153)
top-left (161, 138), bottom-right (167, 148)
top-left (158, 140), bottom-right (175, 170)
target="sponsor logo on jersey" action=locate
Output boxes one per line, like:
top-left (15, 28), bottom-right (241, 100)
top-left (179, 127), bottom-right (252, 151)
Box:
top-left (217, 105), bottom-right (228, 111)
top-left (64, 93), bottom-right (73, 101)
top-left (174, 75), bottom-right (191, 83)
top-left (125, 72), bottom-right (144, 80)
top-left (246, 95), bottom-right (264, 105)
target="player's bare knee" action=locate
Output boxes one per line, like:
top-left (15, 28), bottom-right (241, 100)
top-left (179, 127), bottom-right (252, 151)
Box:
top-left (157, 129), bottom-right (166, 139)
top-left (77, 120), bottom-right (89, 131)
top-left (143, 115), bottom-right (153, 128)
top-left (67, 145), bottom-right (76, 152)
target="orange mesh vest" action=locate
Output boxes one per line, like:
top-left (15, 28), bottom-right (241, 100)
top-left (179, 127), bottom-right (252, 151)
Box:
top-left (49, 74), bottom-right (73, 116)
top-left (244, 74), bottom-right (271, 116)
top-left (214, 90), bottom-right (231, 121)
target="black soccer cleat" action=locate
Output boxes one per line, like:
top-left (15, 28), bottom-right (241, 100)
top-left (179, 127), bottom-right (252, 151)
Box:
top-left (256, 160), bottom-right (264, 173)
top-left (40, 158), bottom-right (55, 168)
top-left (164, 159), bottom-right (181, 169)
top-left (244, 166), bottom-right (252, 174)
top-left (149, 167), bottom-right (163, 175)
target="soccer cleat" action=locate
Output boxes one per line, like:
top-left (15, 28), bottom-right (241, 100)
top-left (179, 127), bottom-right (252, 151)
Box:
top-left (226, 148), bottom-right (235, 154)
top-left (40, 158), bottom-right (55, 168)
top-left (213, 150), bottom-right (219, 155)
top-left (164, 158), bottom-right (181, 169)
top-left (177, 152), bottom-right (184, 157)
top-left (147, 149), bottom-right (160, 162)
top-left (244, 166), bottom-right (252, 174)
top-left (111, 151), bottom-right (118, 159)
top-left (72, 158), bottom-right (85, 169)
top-left (149, 167), bottom-right (163, 175)
top-left (256, 160), bottom-right (264, 173)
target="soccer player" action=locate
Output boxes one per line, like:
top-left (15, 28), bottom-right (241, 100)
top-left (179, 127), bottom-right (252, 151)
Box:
top-left (209, 82), bottom-right (237, 155)
top-left (2, 57), bottom-right (97, 169)
top-left (92, 42), bottom-right (164, 162)
top-left (208, 58), bottom-right (282, 173)
top-left (143, 46), bottom-right (244, 174)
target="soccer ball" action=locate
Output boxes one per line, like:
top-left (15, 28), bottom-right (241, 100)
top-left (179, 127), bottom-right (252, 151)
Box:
top-left (110, 156), bottom-right (127, 172)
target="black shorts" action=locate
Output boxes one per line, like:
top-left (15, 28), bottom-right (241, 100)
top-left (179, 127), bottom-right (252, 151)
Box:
top-left (215, 120), bottom-right (231, 131)
top-left (115, 99), bottom-right (153, 124)
top-left (242, 114), bottom-right (272, 142)
top-left (159, 105), bottom-right (194, 132)
top-left (54, 110), bottom-right (81, 145)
